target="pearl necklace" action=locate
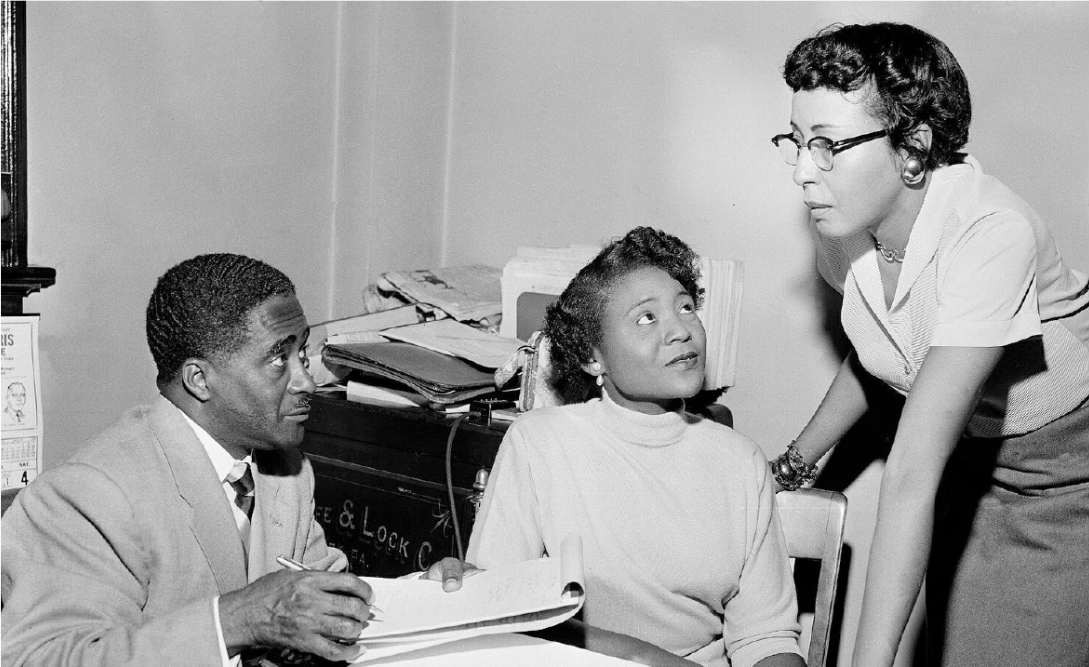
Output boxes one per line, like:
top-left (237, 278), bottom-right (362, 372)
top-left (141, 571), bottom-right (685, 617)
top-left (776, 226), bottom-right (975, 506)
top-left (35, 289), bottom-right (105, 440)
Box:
top-left (872, 236), bottom-right (905, 264)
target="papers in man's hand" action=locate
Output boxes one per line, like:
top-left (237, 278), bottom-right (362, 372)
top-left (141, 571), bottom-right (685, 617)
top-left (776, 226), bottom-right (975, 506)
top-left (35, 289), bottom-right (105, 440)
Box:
top-left (351, 536), bottom-right (585, 663)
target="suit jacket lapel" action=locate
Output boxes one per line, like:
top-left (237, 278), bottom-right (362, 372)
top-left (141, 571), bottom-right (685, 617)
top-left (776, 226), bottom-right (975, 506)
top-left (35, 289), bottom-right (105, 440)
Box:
top-left (248, 457), bottom-right (292, 581)
top-left (149, 396), bottom-right (248, 594)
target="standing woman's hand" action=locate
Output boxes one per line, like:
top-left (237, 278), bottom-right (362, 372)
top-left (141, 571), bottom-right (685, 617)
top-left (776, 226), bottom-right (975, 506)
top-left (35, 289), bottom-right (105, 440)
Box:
top-left (768, 443), bottom-right (819, 493)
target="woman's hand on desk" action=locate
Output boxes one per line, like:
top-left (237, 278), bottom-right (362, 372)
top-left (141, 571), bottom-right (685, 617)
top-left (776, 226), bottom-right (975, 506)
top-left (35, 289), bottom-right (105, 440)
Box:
top-left (420, 557), bottom-right (481, 592)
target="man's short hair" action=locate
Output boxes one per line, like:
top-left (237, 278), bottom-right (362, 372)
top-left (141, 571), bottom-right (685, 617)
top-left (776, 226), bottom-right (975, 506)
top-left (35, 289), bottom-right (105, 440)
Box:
top-left (146, 253), bottom-right (296, 383)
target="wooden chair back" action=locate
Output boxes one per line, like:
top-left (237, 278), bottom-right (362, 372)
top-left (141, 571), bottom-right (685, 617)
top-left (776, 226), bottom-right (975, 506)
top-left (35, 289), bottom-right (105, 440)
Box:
top-left (775, 488), bottom-right (848, 667)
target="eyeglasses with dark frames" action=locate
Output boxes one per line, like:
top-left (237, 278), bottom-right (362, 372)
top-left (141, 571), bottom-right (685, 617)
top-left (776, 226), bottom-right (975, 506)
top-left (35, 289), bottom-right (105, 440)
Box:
top-left (770, 129), bottom-right (888, 171)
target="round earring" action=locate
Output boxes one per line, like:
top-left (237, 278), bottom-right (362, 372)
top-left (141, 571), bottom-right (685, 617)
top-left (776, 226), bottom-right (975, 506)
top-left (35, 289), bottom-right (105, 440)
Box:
top-left (901, 155), bottom-right (925, 186)
top-left (595, 375), bottom-right (604, 387)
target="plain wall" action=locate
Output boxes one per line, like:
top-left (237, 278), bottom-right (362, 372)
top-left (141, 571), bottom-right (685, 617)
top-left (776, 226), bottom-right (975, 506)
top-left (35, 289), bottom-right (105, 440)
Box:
top-left (22, 1), bottom-right (452, 463)
top-left (437, 5), bottom-right (1088, 663)
top-left (23, 1), bottom-right (342, 458)
top-left (442, 0), bottom-right (1089, 458)
top-left (328, 2), bottom-right (454, 317)
top-left (18, 3), bottom-right (1089, 665)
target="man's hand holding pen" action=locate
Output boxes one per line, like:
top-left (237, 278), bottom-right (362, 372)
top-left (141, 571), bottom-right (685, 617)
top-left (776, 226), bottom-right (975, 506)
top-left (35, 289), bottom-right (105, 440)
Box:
top-left (217, 555), bottom-right (477, 661)
top-left (217, 565), bottom-right (378, 662)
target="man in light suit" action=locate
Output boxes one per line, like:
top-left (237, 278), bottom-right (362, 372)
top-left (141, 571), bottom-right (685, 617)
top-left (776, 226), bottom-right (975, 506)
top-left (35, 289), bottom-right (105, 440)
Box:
top-left (1, 253), bottom-right (464, 665)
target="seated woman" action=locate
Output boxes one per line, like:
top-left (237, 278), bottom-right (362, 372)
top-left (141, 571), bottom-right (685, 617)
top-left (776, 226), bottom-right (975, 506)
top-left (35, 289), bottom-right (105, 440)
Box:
top-left (467, 227), bottom-right (804, 667)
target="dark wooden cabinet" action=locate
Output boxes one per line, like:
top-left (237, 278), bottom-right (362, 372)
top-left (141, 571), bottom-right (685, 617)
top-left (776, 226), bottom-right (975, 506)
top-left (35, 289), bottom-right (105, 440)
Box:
top-left (301, 393), bottom-right (507, 576)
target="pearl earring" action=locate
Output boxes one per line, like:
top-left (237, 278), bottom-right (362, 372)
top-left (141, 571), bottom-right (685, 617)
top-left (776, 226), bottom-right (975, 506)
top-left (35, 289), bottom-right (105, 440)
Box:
top-left (901, 155), bottom-right (925, 186)
top-left (595, 374), bottom-right (604, 387)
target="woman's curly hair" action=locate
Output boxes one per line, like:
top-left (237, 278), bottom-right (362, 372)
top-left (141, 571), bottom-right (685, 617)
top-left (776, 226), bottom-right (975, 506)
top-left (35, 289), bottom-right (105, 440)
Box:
top-left (543, 226), bottom-right (703, 404)
top-left (783, 22), bottom-right (971, 169)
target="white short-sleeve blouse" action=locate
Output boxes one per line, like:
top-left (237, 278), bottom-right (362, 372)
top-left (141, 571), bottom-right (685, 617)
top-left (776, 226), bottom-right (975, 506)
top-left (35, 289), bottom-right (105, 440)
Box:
top-left (817, 156), bottom-right (1089, 437)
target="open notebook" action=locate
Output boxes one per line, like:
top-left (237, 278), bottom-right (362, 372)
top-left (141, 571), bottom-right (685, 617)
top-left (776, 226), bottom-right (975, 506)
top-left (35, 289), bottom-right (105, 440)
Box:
top-left (350, 536), bottom-right (584, 663)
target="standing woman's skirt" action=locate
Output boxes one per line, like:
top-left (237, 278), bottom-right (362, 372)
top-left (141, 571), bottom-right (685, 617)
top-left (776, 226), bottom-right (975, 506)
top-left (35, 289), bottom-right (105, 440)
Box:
top-left (928, 398), bottom-right (1089, 666)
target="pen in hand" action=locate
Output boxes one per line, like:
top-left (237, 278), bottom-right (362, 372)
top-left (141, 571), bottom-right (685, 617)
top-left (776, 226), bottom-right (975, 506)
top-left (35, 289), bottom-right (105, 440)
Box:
top-left (276, 555), bottom-right (385, 617)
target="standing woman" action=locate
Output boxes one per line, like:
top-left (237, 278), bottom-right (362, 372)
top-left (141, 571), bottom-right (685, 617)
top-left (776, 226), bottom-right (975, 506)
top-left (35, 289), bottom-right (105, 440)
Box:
top-left (768, 22), bottom-right (1089, 667)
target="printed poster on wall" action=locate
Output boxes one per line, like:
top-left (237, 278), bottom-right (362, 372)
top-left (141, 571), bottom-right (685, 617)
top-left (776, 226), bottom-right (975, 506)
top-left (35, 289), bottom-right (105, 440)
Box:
top-left (2, 315), bottom-right (43, 490)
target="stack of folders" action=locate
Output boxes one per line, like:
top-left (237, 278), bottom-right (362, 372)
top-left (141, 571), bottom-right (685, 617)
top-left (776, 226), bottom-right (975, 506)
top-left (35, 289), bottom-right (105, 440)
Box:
top-left (307, 306), bottom-right (424, 386)
top-left (323, 342), bottom-right (503, 407)
top-left (699, 257), bottom-right (744, 390)
top-left (324, 319), bottom-right (526, 408)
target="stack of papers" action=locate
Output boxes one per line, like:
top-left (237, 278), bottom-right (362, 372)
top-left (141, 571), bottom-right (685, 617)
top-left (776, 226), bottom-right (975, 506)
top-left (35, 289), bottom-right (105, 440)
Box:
top-left (345, 380), bottom-right (430, 410)
top-left (380, 320), bottom-right (525, 370)
top-left (378, 266), bottom-right (503, 325)
top-left (351, 537), bottom-right (585, 663)
top-left (311, 306), bottom-right (423, 347)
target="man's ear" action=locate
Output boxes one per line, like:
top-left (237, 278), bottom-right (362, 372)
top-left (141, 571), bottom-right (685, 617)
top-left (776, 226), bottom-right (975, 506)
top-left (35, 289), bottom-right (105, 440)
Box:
top-left (180, 358), bottom-right (213, 402)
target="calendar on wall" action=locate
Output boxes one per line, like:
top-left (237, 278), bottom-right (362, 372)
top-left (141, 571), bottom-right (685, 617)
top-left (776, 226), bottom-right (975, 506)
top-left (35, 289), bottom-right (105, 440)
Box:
top-left (2, 314), bottom-right (42, 490)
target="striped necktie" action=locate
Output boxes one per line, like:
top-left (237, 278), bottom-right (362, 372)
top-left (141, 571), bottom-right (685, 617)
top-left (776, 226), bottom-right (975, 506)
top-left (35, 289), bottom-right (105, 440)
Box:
top-left (226, 461), bottom-right (255, 563)
top-left (226, 460), bottom-right (255, 519)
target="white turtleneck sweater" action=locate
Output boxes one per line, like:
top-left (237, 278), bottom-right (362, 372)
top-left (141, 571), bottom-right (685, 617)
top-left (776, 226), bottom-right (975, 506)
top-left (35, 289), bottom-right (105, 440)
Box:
top-left (466, 392), bottom-right (802, 667)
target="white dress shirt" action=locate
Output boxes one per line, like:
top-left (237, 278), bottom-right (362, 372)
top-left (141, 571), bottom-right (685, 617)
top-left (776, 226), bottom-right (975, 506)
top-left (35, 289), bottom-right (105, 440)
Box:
top-left (179, 408), bottom-right (253, 667)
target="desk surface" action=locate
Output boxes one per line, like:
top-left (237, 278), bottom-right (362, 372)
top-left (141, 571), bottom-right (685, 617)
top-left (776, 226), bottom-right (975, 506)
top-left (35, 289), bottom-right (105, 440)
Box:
top-left (361, 633), bottom-right (637, 666)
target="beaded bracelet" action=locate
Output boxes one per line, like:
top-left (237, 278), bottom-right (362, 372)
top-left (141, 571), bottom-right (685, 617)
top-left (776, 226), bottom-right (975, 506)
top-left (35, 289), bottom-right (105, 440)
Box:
top-left (769, 442), bottom-right (819, 491)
